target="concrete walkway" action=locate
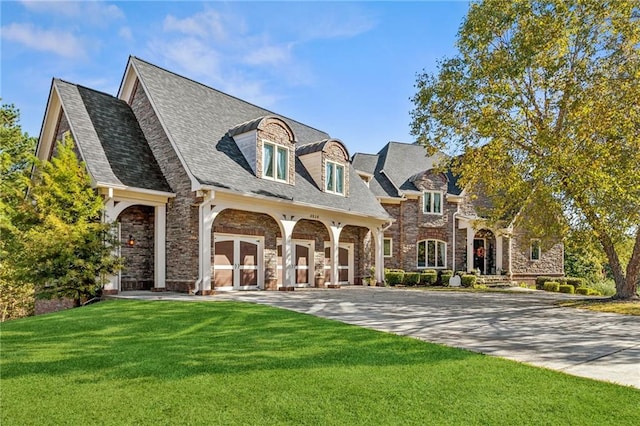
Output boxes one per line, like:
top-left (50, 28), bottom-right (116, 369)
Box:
top-left (114, 287), bottom-right (640, 389)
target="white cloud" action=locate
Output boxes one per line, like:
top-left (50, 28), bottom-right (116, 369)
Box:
top-left (163, 9), bottom-right (227, 41)
top-left (1, 22), bottom-right (86, 58)
top-left (119, 26), bottom-right (133, 41)
top-left (243, 44), bottom-right (292, 66)
top-left (19, 0), bottom-right (124, 23)
top-left (149, 37), bottom-right (221, 77)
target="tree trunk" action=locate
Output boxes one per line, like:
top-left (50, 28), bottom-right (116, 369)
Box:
top-left (615, 229), bottom-right (640, 300)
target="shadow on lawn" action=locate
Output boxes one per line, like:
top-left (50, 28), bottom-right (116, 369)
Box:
top-left (1, 300), bottom-right (476, 380)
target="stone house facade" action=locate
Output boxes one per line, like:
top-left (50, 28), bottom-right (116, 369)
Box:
top-left (35, 56), bottom-right (392, 294)
top-left (352, 142), bottom-right (564, 283)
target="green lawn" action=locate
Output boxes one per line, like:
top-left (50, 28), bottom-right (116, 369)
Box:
top-left (2, 300), bottom-right (638, 425)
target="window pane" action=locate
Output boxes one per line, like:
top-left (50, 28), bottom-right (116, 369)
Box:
top-left (434, 193), bottom-right (442, 214)
top-left (437, 241), bottom-right (445, 267)
top-left (263, 143), bottom-right (274, 178)
top-left (427, 240), bottom-right (436, 267)
top-left (417, 241), bottom-right (426, 268)
top-left (531, 240), bottom-right (541, 260)
top-left (424, 192), bottom-right (431, 213)
top-left (383, 238), bottom-right (391, 257)
top-left (326, 163), bottom-right (334, 191)
top-left (276, 147), bottom-right (287, 181)
top-left (335, 164), bottom-right (344, 194)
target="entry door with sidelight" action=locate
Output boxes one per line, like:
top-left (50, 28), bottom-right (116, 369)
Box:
top-left (277, 240), bottom-right (314, 287)
top-left (213, 235), bottom-right (262, 290)
top-left (324, 242), bottom-right (353, 285)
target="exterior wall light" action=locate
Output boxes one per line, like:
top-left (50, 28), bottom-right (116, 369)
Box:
top-left (127, 234), bottom-right (136, 247)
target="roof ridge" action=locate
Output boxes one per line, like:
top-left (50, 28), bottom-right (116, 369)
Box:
top-left (131, 56), bottom-right (330, 138)
top-left (55, 78), bottom-right (122, 101)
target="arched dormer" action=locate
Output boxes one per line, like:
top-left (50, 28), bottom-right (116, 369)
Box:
top-left (297, 138), bottom-right (350, 196)
top-left (229, 115), bottom-right (296, 185)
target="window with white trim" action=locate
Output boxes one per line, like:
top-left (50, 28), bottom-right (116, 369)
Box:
top-left (530, 239), bottom-right (541, 261)
top-left (383, 238), bottom-right (392, 257)
top-left (325, 161), bottom-right (345, 195)
top-left (423, 191), bottom-right (443, 214)
top-left (417, 239), bottom-right (446, 268)
top-left (263, 142), bottom-right (288, 182)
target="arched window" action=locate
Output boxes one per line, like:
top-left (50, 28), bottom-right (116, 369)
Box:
top-left (417, 239), bottom-right (446, 269)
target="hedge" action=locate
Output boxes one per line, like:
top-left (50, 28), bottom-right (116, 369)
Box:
top-left (543, 281), bottom-right (560, 292)
top-left (420, 270), bottom-right (437, 286)
top-left (559, 284), bottom-right (575, 294)
top-left (565, 277), bottom-right (585, 289)
top-left (461, 274), bottom-right (477, 288)
top-left (439, 270), bottom-right (454, 286)
top-left (575, 287), bottom-right (589, 295)
top-left (404, 272), bottom-right (421, 286)
top-left (385, 269), bottom-right (404, 286)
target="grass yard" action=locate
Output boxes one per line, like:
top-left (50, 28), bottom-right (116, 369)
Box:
top-left (558, 299), bottom-right (640, 316)
top-left (2, 300), bottom-right (639, 425)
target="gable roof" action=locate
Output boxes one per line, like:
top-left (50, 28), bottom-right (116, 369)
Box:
top-left (52, 79), bottom-right (171, 193)
top-left (352, 142), bottom-right (463, 198)
top-left (128, 56), bottom-right (389, 220)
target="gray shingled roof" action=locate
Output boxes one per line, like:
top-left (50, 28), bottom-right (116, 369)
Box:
top-left (351, 142), bottom-right (463, 197)
top-left (54, 79), bottom-right (171, 193)
top-left (131, 57), bottom-right (390, 219)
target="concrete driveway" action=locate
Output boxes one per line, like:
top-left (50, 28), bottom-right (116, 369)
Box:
top-left (118, 287), bottom-right (640, 388)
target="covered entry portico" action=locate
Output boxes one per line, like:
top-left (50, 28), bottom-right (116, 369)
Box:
top-left (196, 189), bottom-right (390, 294)
top-left (457, 216), bottom-right (511, 276)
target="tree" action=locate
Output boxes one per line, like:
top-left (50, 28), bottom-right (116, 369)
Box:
top-left (411, 0), bottom-right (639, 299)
top-left (0, 104), bottom-right (37, 320)
top-left (20, 135), bottom-right (120, 306)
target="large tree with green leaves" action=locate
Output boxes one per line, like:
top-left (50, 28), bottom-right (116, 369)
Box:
top-left (411, 0), bottom-right (639, 299)
top-left (20, 135), bottom-right (120, 306)
top-left (0, 104), bottom-right (36, 320)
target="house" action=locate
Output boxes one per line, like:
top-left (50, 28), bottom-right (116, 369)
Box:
top-left (35, 56), bottom-right (393, 294)
top-left (352, 142), bottom-right (564, 283)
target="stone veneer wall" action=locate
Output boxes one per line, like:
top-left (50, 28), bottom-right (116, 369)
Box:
top-left (511, 228), bottom-right (564, 278)
top-left (130, 82), bottom-right (199, 292)
top-left (321, 142), bottom-right (350, 196)
top-left (256, 119), bottom-right (296, 185)
top-left (119, 205), bottom-right (155, 290)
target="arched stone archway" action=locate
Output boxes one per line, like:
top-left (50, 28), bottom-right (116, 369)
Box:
top-left (473, 229), bottom-right (496, 275)
top-left (118, 205), bottom-right (155, 290)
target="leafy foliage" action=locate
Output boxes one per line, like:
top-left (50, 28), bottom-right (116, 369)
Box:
top-left (0, 104), bottom-right (36, 320)
top-left (411, 0), bottom-right (640, 299)
top-left (19, 136), bottom-right (120, 304)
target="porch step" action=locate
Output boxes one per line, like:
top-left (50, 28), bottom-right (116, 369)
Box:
top-left (478, 275), bottom-right (516, 288)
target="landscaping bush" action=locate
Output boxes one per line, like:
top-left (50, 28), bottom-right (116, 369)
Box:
top-left (403, 272), bottom-right (421, 286)
top-left (385, 269), bottom-right (405, 286)
top-left (565, 277), bottom-right (585, 289)
top-left (587, 279), bottom-right (615, 296)
top-left (420, 270), bottom-right (437, 286)
top-left (439, 270), bottom-right (453, 286)
top-left (473, 284), bottom-right (488, 290)
top-left (543, 281), bottom-right (560, 292)
top-left (559, 284), bottom-right (575, 294)
top-left (535, 276), bottom-right (557, 289)
top-left (461, 274), bottom-right (477, 288)
top-left (575, 287), bottom-right (589, 295)
top-left (588, 288), bottom-right (603, 296)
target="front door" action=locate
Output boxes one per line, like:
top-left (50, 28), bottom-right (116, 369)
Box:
top-left (324, 243), bottom-right (353, 285)
top-left (213, 235), bottom-right (262, 290)
top-left (277, 240), bottom-right (314, 287)
top-left (473, 238), bottom-right (486, 275)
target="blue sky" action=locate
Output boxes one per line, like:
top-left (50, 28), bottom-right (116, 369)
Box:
top-left (1, 1), bottom-right (469, 155)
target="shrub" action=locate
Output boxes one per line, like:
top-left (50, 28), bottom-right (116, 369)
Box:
top-left (535, 276), bottom-right (554, 289)
top-left (559, 284), bottom-right (575, 294)
top-left (588, 288), bottom-right (602, 296)
top-left (461, 274), bottom-right (477, 288)
top-left (543, 281), bottom-right (560, 292)
top-left (565, 277), bottom-right (585, 289)
top-left (439, 270), bottom-right (453, 286)
top-left (385, 269), bottom-right (405, 286)
top-left (587, 279), bottom-right (615, 296)
top-left (420, 270), bottom-right (437, 286)
top-left (473, 284), bottom-right (488, 290)
top-left (575, 287), bottom-right (589, 295)
top-left (403, 272), bottom-right (421, 286)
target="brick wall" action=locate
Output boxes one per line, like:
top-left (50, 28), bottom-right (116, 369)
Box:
top-left (130, 82), bottom-right (199, 292)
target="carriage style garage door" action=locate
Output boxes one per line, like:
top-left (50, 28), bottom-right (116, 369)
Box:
top-left (324, 242), bottom-right (354, 285)
top-left (213, 235), bottom-right (263, 290)
top-left (277, 240), bottom-right (314, 287)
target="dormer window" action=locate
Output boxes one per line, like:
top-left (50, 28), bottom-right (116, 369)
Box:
top-left (423, 191), bottom-right (443, 215)
top-left (325, 161), bottom-right (345, 195)
top-left (263, 141), bottom-right (288, 182)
